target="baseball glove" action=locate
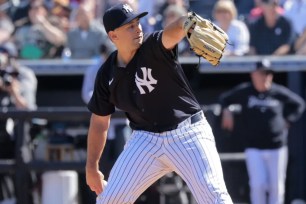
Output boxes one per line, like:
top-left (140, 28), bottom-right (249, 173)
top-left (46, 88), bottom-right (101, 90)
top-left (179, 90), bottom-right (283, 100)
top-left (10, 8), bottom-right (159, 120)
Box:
top-left (183, 12), bottom-right (229, 66)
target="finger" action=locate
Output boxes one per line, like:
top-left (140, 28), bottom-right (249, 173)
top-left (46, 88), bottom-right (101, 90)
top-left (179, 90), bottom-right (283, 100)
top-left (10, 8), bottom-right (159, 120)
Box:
top-left (95, 188), bottom-right (102, 195)
top-left (95, 181), bottom-right (103, 193)
top-left (91, 185), bottom-right (102, 195)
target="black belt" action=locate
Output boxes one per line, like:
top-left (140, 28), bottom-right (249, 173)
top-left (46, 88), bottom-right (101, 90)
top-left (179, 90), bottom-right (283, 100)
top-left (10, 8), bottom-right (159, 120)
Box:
top-left (162, 112), bottom-right (203, 132)
top-left (190, 111), bottom-right (203, 124)
top-left (141, 112), bottom-right (204, 133)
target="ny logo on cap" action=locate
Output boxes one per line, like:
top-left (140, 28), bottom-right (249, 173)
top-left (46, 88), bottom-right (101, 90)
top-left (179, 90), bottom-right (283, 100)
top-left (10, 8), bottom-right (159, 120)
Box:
top-left (122, 4), bottom-right (133, 13)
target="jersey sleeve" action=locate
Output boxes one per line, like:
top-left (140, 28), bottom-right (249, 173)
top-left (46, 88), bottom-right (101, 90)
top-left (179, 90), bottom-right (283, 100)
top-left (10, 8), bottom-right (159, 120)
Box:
top-left (279, 86), bottom-right (306, 123)
top-left (218, 83), bottom-right (250, 109)
top-left (145, 31), bottom-right (179, 61)
top-left (87, 66), bottom-right (115, 116)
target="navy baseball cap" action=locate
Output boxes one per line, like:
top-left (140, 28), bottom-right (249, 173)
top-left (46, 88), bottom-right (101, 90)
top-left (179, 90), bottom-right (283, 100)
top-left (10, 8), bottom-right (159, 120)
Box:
top-left (255, 59), bottom-right (273, 73)
top-left (103, 3), bottom-right (148, 33)
top-left (261, 0), bottom-right (278, 5)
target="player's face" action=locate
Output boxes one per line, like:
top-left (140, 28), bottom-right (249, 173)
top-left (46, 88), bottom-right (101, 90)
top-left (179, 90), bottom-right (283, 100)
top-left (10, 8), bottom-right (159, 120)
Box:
top-left (251, 70), bottom-right (273, 92)
top-left (114, 19), bottom-right (143, 50)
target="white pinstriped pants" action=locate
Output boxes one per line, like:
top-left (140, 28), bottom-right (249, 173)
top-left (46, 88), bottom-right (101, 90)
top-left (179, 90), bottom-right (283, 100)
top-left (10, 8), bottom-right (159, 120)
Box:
top-left (97, 112), bottom-right (233, 204)
top-left (245, 147), bottom-right (288, 204)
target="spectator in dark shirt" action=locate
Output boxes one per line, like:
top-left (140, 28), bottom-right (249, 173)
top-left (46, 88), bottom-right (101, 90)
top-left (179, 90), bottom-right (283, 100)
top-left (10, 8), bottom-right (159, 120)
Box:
top-left (219, 59), bottom-right (305, 204)
top-left (247, 0), bottom-right (284, 24)
top-left (248, 0), bottom-right (294, 55)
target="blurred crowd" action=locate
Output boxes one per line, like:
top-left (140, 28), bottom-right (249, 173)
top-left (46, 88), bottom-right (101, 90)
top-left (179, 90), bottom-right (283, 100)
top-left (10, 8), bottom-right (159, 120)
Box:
top-left (0, 0), bottom-right (305, 61)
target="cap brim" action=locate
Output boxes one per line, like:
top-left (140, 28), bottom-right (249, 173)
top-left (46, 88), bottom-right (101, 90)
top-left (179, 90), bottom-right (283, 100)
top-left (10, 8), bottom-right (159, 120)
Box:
top-left (120, 12), bottom-right (148, 28)
top-left (254, 68), bottom-right (274, 74)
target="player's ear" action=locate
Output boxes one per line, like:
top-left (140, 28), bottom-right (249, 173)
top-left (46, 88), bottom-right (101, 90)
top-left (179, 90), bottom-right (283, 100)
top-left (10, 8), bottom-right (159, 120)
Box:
top-left (108, 31), bottom-right (118, 42)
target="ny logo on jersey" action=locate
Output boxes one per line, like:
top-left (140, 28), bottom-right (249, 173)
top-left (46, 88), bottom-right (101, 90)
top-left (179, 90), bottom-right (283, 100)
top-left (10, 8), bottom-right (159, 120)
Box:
top-left (135, 67), bottom-right (157, 94)
top-left (122, 4), bottom-right (133, 13)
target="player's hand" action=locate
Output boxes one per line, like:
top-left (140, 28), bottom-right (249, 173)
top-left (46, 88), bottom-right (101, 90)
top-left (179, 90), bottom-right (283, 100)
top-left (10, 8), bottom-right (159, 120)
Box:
top-left (183, 12), bottom-right (228, 66)
top-left (86, 166), bottom-right (105, 195)
top-left (221, 109), bottom-right (234, 131)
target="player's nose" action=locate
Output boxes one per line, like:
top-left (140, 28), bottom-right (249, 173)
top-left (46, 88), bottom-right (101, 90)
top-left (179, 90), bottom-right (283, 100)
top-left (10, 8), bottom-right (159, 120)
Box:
top-left (136, 24), bottom-right (142, 33)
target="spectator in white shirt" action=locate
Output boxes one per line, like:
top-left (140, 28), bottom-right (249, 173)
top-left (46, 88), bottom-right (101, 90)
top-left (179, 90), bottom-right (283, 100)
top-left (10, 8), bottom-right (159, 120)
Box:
top-left (284, 0), bottom-right (306, 54)
top-left (213, 0), bottom-right (250, 56)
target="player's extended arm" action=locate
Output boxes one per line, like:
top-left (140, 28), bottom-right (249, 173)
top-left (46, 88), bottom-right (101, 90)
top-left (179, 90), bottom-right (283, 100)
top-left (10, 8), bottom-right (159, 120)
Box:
top-left (162, 15), bottom-right (187, 50)
top-left (86, 113), bottom-right (111, 195)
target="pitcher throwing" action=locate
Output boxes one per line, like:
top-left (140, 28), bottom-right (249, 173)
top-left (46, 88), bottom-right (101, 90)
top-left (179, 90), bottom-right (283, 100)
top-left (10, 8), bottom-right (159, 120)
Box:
top-left (86, 3), bottom-right (232, 204)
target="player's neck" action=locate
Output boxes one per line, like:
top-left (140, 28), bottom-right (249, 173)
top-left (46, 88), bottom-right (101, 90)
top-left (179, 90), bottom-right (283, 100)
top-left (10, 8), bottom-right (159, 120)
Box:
top-left (117, 49), bottom-right (137, 67)
top-left (255, 83), bottom-right (272, 92)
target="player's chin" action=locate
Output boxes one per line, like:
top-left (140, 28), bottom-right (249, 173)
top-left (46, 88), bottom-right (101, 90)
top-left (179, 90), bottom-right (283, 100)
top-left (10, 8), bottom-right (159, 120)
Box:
top-left (134, 37), bottom-right (143, 45)
top-left (133, 40), bottom-right (143, 48)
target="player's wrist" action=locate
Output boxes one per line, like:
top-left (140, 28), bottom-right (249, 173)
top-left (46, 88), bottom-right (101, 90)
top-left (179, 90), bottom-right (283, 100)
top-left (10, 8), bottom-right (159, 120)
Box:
top-left (86, 161), bottom-right (99, 171)
top-left (183, 13), bottom-right (195, 36)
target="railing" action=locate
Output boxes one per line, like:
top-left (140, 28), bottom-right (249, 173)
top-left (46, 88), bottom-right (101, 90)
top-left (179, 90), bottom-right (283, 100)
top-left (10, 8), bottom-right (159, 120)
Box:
top-left (0, 107), bottom-right (125, 204)
top-left (17, 55), bottom-right (306, 76)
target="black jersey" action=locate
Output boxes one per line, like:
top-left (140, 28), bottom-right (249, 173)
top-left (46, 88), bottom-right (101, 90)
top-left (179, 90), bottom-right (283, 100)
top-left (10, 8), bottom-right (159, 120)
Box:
top-left (249, 15), bottom-right (293, 55)
top-left (88, 31), bottom-right (202, 132)
top-left (219, 82), bottom-right (305, 149)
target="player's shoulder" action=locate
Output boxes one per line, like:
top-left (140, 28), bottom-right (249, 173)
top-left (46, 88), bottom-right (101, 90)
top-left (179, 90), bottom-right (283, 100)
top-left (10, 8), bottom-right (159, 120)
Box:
top-left (142, 30), bottom-right (176, 57)
top-left (97, 51), bottom-right (117, 80)
top-left (143, 30), bottom-right (163, 43)
top-left (271, 83), bottom-right (293, 95)
top-left (221, 82), bottom-right (251, 98)
top-left (234, 82), bottom-right (252, 91)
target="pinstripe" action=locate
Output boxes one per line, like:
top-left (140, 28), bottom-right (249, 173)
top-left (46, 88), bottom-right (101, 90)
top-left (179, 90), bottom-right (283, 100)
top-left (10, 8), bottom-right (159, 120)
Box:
top-left (190, 123), bottom-right (219, 202)
top-left (187, 123), bottom-right (218, 202)
top-left (172, 127), bottom-right (211, 202)
top-left (115, 133), bottom-right (162, 202)
top-left (101, 131), bottom-right (169, 204)
top-left (112, 133), bottom-right (156, 203)
top-left (131, 168), bottom-right (169, 201)
top-left (196, 122), bottom-right (223, 188)
top-left (126, 133), bottom-right (161, 186)
top-left (171, 127), bottom-right (209, 203)
top-left (173, 126), bottom-right (213, 203)
top-left (164, 128), bottom-right (209, 203)
top-left (192, 121), bottom-right (230, 203)
top-left (179, 124), bottom-right (215, 203)
top-left (103, 132), bottom-right (148, 203)
top-left (197, 122), bottom-right (225, 190)
top-left (174, 126), bottom-right (214, 203)
top-left (130, 132), bottom-right (171, 200)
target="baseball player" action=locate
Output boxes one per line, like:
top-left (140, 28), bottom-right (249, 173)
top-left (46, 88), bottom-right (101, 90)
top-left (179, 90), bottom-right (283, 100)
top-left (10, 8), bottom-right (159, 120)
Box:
top-left (219, 59), bottom-right (305, 204)
top-left (86, 3), bottom-right (233, 204)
